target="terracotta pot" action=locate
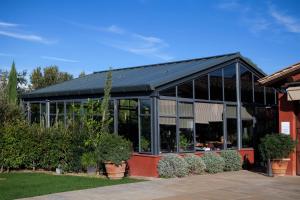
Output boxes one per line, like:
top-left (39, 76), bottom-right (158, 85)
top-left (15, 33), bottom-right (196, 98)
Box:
top-left (271, 158), bottom-right (290, 176)
top-left (104, 161), bottom-right (126, 179)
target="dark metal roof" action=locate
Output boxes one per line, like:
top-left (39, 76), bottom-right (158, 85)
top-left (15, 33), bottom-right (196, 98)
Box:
top-left (22, 52), bottom-right (266, 99)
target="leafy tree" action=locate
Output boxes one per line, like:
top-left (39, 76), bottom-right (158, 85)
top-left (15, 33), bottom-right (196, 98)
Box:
top-left (6, 62), bottom-right (18, 105)
top-left (30, 66), bottom-right (73, 89)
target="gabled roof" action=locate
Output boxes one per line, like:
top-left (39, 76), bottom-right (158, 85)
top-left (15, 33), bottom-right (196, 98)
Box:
top-left (22, 52), bottom-right (265, 99)
top-left (258, 62), bottom-right (300, 86)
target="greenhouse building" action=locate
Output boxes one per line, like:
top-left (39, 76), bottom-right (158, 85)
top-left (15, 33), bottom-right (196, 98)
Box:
top-left (22, 52), bottom-right (278, 177)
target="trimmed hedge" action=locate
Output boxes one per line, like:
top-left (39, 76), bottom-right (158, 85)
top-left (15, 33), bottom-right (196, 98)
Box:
top-left (184, 155), bottom-right (206, 175)
top-left (220, 150), bottom-right (242, 171)
top-left (202, 152), bottom-right (225, 174)
top-left (157, 154), bottom-right (189, 178)
top-left (0, 120), bottom-right (87, 172)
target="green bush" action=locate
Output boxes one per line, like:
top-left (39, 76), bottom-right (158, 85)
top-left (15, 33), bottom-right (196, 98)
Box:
top-left (157, 154), bottom-right (189, 178)
top-left (202, 152), bottom-right (225, 174)
top-left (184, 154), bottom-right (206, 175)
top-left (96, 133), bottom-right (132, 165)
top-left (81, 152), bottom-right (97, 168)
top-left (220, 150), bottom-right (242, 171)
top-left (259, 133), bottom-right (296, 161)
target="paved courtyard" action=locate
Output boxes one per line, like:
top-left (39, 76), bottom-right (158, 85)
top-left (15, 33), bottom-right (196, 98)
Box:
top-left (22, 170), bottom-right (300, 200)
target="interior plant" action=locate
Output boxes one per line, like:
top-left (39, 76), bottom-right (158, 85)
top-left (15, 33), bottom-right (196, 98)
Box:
top-left (220, 150), bottom-right (242, 171)
top-left (184, 154), bottom-right (206, 175)
top-left (81, 152), bottom-right (97, 175)
top-left (202, 152), bottom-right (225, 174)
top-left (157, 154), bottom-right (189, 178)
top-left (179, 134), bottom-right (189, 151)
top-left (97, 133), bottom-right (132, 179)
top-left (259, 133), bottom-right (296, 176)
top-left (141, 136), bottom-right (150, 152)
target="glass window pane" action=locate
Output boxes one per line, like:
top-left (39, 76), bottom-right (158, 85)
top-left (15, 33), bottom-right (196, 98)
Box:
top-left (240, 66), bottom-right (253, 103)
top-left (224, 64), bottom-right (236, 102)
top-left (242, 106), bottom-right (254, 148)
top-left (160, 87), bottom-right (176, 97)
top-left (210, 69), bottom-right (223, 101)
top-left (266, 87), bottom-right (275, 105)
top-left (160, 117), bottom-right (176, 152)
top-left (195, 75), bottom-right (208, 100)
top-left (178, 102), bottom-right (193, 117)
top-left (50, 102), bottom-right (56, 114)
top-left (254, 76), bottom-right (265, 104)
top-left (57, 102), bottom-right (64, 115)
top-left (30, 103), bottom-right (40, 124)
top-left (140, 99), bottom-right (151, 115)
top-left (118, 99), bottom-right (139, 152)
top-left (177, 81), bottom-right (193, 98)
top-left (140, 115), bottom-right (151, 153)
top-left (226, 105), bottom-right (237, 149)
top-left (179, 118), bottom-right (194, 152)
top-left (195, 103), bottom-right (224, 151)
top-left (159, 100), bottom-right (176, 116)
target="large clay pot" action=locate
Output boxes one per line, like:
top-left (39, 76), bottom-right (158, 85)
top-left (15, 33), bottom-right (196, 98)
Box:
top-left (271, 158), bottom-right (290, 176)
top-left (104, 161), bottom-right (126, 179)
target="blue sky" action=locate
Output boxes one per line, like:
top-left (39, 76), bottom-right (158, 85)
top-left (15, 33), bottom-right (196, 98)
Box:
top-left (0, 0), bottom-right (300, 77)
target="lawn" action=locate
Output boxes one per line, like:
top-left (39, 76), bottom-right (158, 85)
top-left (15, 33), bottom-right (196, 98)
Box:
top-left (0, 173), bottom-right (142, 200)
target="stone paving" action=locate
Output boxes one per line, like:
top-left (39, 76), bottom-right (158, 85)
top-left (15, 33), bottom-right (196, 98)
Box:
top-left (21, 170), bottom-right (300, 200)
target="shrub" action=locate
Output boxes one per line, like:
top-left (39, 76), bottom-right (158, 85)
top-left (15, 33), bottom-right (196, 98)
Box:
top-left (202, 152), bottom-right (225, 174)
top-left (96, 133), bottom-right (132, 165)
top-left (220, 150), bottom-right (242, 171)
top-left (81, 152), bottom-right (97, 168)
top-left (184, 154), bottom-right (206, 174)
top-left (157, 154), bottom-right (189, 178)
top-left (259, 133), bottom-right (296, 161)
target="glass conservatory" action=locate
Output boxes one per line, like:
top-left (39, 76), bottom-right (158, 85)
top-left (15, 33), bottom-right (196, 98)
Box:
top-left (22, 53), bottom-right (278, 156)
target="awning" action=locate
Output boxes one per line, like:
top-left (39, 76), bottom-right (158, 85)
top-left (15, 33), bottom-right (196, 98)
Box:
top-left (287, 86), bottom-right (300, 101)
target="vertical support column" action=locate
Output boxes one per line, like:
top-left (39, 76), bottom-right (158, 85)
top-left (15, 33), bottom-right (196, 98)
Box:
top-left (192, 80), bottom-right (196, 152)
top-left (114, 99), bottom-right (118, 135)
top-left (236, 62), bottom-right (242, 149)
top-left (175, 86), bottom-right (179, 153)
top-left (138, 99), bottom-right (141, 153)
top-left (152, 96), bottom-right (159, 155)
top-left (46, 100), bottom-right (50, 128)
top-left (223, 104), bottom-right (227, 149)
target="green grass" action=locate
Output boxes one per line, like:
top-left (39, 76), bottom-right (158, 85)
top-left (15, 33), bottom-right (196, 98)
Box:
top-left (0, 173), bottom-right (142, 200)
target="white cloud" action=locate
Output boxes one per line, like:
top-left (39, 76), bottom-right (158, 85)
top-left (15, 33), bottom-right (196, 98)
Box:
top-left (105, 25), bottom-right (125, 34)
top-left (0, 21), bottom-right (19, 27)
top-left (0, 30), bottom-right (55, 44)
top-left (269, 8), bottom-right (300, 33)
top-left (41, 56), bottom-right (79, 63)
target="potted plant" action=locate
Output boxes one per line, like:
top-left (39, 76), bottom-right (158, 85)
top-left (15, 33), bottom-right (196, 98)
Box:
top-left (81, 152), bottom-right (97, 175)
top-left (259, 133), bottom-right (296, 176)
top-left (56, 164), bottom-right (63, 174)
top-left (97, 133), bottom-right (132, 179)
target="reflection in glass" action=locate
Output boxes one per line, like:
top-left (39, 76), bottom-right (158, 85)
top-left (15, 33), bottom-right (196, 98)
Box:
top-left (140, 115), bottom-right (151, 152)
top-left (223, 64), bottom-right (236, 102)
top-left (195, 103), bottom-right (224, 151)
top-left (266, 87), bottom-right (275, 105)
top-left (160, 117), bottom-right (176, 152)
top-left (177, 81), bottom-right (193, 98)
top-left (179, 118), bottom-right (194, 152)
top-left (195, 75), bottom-right (208, 100)
top-left (160, 87), bottom-right (176, 97)
top-left (30, 103), bottom-right (40, 124)
top-left (210, 69), bottom-right (223, 101)
top-left (242, 106), bottom-right (254, 148)
top-left (240, 66), bottom-right (253, 103)
top-left (226, 105), bottom-right (237, 149)
top-left (254, 76), bottom-right (265, 104)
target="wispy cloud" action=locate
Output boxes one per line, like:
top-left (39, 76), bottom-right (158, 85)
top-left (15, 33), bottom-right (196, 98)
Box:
top-left (269, 7), bottom-right (300, 33)
top-left (105, 25), bottom-right (125, 34)
top-left (0, 21), bottom-right (19, 27)
top-left (41, 56), bottom-right (79, 63)
top-left (0, 30), bottom-right (55, 44)
top-left (0, 20), bottom-right (56, 44)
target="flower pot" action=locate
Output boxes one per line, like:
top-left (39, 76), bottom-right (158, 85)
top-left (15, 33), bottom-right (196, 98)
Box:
top-left (87, 166), bottom-right (97, 175)
top-left (104, 161), bottom-right (126, 179)
top-left (271, 158), bottom-right (290, 176)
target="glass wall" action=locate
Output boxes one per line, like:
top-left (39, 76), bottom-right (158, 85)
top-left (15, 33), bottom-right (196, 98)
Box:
top-left (242, 105), bottom-right (254, 148)
top-left (195, 103), bottom-right (224, 151)
top-left (178, 102), bottom-right (194, 152)
top-left (178, 81), bottom-right (193, 99)
top-left (226, 105), bottom-right (237, 149)
top-left (159, 100), bottom-right (177, 152)
top-left (210, 69), bottom-right (223, 101)
top-left (140, 99), bottom-right (152, 153)
top-left (30, 103), bottom-right (40, 124)
top-left (240, 66), bottom-right (253, 103)
top-left (223, 64), bottom-right (236, 102)
top-left (118, 99), bottom-right (139, 152)
top-left (195, 75), bottom-right (208, 100)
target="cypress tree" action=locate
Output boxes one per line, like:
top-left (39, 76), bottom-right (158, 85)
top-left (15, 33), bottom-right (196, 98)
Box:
top-left (7, 61), bottom-right (18, 105)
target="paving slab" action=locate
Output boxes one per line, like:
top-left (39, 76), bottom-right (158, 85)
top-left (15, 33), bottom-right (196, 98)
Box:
top-left (20, 170), bottom-right (300, 200)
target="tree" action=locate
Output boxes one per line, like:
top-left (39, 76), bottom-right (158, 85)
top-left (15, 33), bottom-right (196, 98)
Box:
top-left (7, 62), bottom-right (18, 105)
top-left (100, 70), bottom-right (112, 135)
top-left (79, 71), bottom-right (86, 78)
top-left (30, 66), bottom-right (73, 89)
